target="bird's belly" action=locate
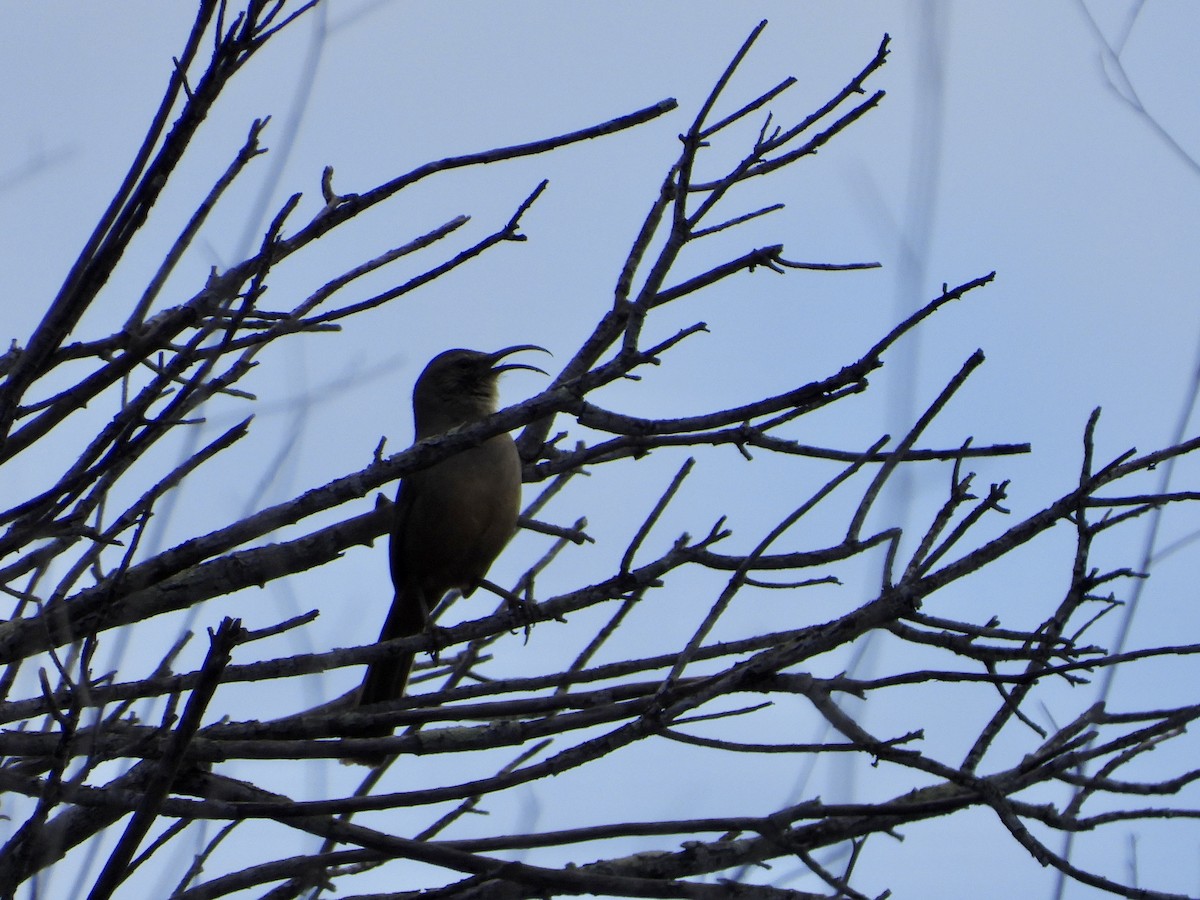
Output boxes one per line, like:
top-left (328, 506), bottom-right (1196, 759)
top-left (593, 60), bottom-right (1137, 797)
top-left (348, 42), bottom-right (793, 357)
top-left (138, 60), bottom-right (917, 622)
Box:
top-left (403, 443), bottom-right (520, 593)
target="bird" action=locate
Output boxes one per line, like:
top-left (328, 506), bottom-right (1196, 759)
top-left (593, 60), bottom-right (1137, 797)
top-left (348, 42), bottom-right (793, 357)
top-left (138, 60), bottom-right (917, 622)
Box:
top-left (345, 345), bottom-right (547, 764)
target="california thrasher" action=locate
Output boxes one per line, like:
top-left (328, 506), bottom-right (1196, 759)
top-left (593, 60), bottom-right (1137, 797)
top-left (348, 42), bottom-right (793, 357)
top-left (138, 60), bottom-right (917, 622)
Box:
top-left (347, 345), bottom-right (547, 762)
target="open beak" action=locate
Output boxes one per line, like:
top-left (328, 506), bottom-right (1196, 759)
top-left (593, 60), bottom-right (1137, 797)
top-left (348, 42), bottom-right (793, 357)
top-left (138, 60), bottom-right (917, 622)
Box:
top-left (488, 344), bottom-right (551, 376)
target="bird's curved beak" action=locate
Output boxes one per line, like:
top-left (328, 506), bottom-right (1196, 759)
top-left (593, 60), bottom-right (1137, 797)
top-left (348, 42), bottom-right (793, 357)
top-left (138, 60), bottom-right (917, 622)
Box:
top-left (488, 344), bottom-right (551, 376)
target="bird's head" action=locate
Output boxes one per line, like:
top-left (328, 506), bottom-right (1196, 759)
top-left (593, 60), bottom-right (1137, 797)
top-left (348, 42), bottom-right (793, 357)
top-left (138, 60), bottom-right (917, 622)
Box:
top-left (412, 345), bottom-right (549, 436)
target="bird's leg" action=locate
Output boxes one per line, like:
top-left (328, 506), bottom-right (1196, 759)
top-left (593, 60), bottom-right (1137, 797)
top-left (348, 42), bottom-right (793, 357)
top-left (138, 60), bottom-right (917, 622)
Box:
top-left (418, 588), bottom-right (448, 665)
top-left (425, 624), bottom-right (452, 665)
top-left (481, 578), bottom-right (536, 642)
top-left (423, 587), bottom-right (477, 665)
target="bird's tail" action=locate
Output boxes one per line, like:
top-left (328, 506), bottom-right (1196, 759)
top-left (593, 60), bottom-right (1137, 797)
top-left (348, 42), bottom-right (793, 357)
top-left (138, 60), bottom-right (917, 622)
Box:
top-left (357, 646), bottom-right (415, 713)
top-left (341, 589), bottom-right (424, 766)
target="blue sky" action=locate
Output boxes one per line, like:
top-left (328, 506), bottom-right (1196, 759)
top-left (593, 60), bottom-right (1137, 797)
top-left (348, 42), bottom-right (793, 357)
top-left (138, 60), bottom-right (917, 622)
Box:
top-left (2, 3), bottom-right (1199, 898)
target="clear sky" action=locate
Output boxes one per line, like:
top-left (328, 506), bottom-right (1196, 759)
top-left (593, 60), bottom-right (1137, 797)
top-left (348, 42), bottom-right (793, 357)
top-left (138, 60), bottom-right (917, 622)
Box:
top-left (2, 3), bottom-right (1198, 898)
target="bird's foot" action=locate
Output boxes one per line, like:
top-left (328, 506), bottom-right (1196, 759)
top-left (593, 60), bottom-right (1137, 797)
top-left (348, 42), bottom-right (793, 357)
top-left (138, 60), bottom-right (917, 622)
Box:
top-left (426, 624), bottom-right (452, 665)
top-left (503, 592), bottom-right (536, 643)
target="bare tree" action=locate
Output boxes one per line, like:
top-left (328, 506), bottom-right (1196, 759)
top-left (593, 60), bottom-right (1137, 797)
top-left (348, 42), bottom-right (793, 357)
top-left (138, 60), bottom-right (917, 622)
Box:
top-left (1, 5), bottom-right (1198, 899)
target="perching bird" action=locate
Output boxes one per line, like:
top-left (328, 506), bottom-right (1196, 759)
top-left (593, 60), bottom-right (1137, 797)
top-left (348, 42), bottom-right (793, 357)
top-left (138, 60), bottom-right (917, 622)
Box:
top-left (347, 345), bottom-right (547, 762)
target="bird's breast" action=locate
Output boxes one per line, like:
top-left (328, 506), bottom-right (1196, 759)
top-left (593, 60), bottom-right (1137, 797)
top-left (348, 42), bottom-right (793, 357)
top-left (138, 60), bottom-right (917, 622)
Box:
top-left (400, 435), bottom-right (522, 594)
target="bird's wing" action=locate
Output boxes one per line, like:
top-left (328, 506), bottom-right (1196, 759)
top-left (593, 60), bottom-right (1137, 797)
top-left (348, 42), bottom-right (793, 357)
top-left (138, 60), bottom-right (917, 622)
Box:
top-left (355, 478), bottom-right (423, 711)
top-left (388, 476), bottom-right (416, 597)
